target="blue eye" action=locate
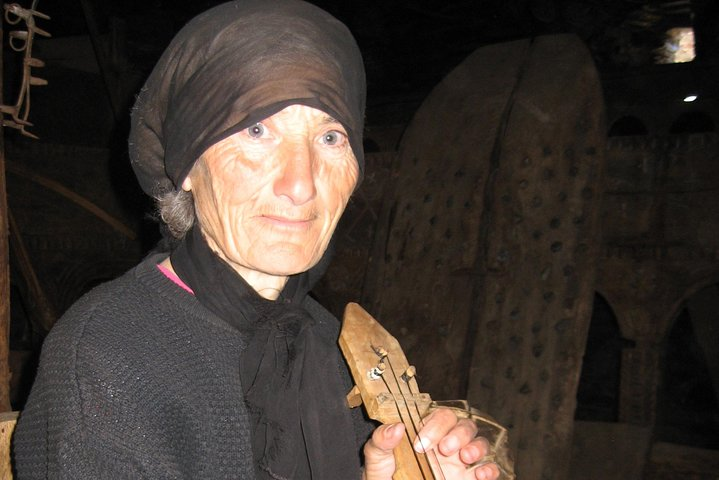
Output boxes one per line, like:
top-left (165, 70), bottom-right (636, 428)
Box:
top-left (247, 123), bottom-right (265, 138)
top-left (322, 131), bottom-right (343, 145)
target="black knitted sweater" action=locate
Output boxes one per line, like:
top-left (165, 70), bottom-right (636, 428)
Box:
top-left (13, 254), bottom-right (369, 479)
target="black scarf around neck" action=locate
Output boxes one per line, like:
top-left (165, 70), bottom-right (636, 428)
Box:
top-left (170, 226), bottom-right (358, 479)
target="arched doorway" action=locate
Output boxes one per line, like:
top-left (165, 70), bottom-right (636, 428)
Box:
top-left (656, 284), bottom-right (719, 449)
top-left (575, 293), bottom-right (623, 422)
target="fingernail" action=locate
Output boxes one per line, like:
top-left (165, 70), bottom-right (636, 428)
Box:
top-left (414, 435), bottom-right (431, 452)
top-left (387, 423), bottom-right (402, 436)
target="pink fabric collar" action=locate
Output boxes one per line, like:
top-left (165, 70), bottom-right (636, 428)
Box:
top-left (157, 263), bottom-right (194, 294)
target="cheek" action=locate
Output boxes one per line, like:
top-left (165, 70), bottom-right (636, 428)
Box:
top-left (317, 163), bottom-right (358, 219)
top-left (211, 156), bottom-right (275, 211)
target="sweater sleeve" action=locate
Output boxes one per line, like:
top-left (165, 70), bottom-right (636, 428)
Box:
top-left (14, 266), bottom-right (257, 480)
top-left (15, 402), bottom-right (154, 480)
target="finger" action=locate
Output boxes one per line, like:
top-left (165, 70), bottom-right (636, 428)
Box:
top-left (367, 423), bottom-right (405, 452)
top-left (437, 417), bottom-right (480, 456)
top-left (471, 462), bottom-right (500, 480)
top-left (414, 408), bottom-right (459, 453)
top-left (459, 436), bottom-right (490, 464)
top-left (363, 423), bottom-right (405, 480)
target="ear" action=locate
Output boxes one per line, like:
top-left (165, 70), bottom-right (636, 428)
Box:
top-left (181, 176), bottom-right (193, 192)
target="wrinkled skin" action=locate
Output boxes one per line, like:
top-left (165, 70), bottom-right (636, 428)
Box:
top-left (182, 105), bottom-right (359, 299)
top-left (181, 105), bottom-right (499, 479)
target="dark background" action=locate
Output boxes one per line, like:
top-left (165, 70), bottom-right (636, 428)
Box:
top-left (7, 0), bottom-right (719, 145)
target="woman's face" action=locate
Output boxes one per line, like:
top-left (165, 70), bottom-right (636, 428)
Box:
top-left (183, 104), bottom-right (359, 281)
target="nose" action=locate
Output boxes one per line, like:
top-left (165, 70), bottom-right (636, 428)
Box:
top-left (273, 138), bottom-right (317, 205)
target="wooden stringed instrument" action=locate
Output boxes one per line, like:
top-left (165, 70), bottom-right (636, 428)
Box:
top-left (339, 302), bottom-right (515, 480)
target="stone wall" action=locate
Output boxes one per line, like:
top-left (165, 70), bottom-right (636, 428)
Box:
top-left (598, 133), bottom-right (719, 427)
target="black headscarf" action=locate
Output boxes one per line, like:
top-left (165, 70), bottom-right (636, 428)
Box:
top-left (129, 0), bottom-right (366, 196)
top-left (127, 1), bottom-right (367, 478)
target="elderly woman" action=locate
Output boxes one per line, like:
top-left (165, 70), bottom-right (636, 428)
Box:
top-left (13, 1), bottom-right (500, 479)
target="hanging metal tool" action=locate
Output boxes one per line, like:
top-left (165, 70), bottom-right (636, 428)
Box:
top-left (0, 1), bottom-right (50, 139)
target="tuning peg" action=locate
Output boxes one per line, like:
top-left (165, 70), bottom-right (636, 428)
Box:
top-left (372, 345), bottom-right (389, 359)
top-left (368, 362), bottom-right (386, 380)
top-left (401, 366), bottom-right (417, 383)
top-left (345, 385), bottom-right (363, 408)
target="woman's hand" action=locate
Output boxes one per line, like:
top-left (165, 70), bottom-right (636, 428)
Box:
top-left (362, 407), bottom-right (501, 480)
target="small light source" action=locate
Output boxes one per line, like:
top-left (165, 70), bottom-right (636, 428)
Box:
top-left (683, 95), bottom-right (698, 102)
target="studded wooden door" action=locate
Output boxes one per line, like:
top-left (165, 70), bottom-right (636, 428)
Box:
top-left (361, 34), bottom-right (605, 480)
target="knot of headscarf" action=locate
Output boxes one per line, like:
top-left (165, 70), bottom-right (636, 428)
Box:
top-left (129, 0), bottom-right (366, 197)
top-left (170, 226), bottom-right (359, 479)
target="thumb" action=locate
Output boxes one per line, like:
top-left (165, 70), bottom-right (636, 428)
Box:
top-left (363, 423), bottom-right (405, 480)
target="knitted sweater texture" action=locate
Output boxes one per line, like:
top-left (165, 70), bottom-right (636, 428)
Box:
top-left (13, 254), bottom-right (365, 479)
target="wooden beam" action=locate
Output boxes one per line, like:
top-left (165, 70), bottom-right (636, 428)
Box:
top-left (79, 0), bottom-right (121, 121)
top-left (7, 209), bottom-right (56, 334)
top-left (0, 23), bottom-right (13, 411)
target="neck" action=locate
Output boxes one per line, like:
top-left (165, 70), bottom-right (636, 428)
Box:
top-left (160, 257), bottom-right (288, 301)
top-left (232, 266), bottom-right (288, 300)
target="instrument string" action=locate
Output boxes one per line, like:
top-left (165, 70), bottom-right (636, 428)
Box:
top-left (404, 375), bottom-right (446, 480)
top-left (380, 351), bottom-right (447, 480)
top-left (376, 357), bottom-right (430, 480)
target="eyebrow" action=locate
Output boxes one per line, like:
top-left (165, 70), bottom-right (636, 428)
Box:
top-left (321, 114), bottom-right (341, 125)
